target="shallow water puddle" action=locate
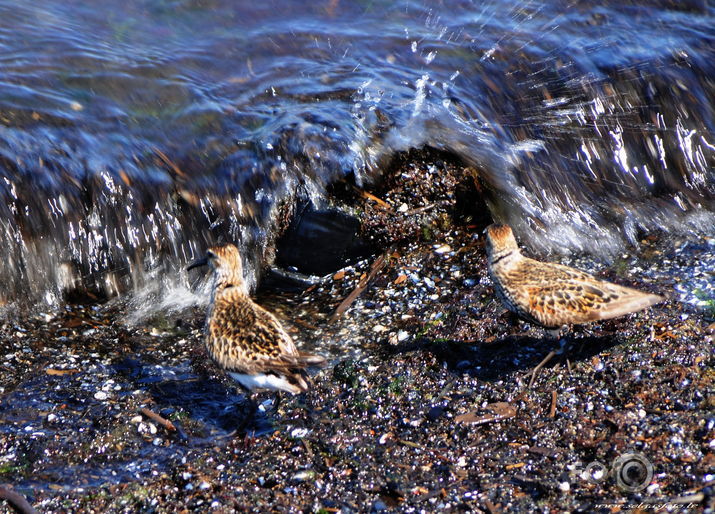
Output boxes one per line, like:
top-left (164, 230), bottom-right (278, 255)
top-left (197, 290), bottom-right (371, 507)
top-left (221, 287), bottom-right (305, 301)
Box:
top-left (0, 342), bottom-right (276, 491)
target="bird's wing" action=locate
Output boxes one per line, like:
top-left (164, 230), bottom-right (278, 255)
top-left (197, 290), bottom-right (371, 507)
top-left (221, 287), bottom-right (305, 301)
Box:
top-left (520, 262), bottom-right (663, 326)
top-left (208, 297), bottom-right (325, 375)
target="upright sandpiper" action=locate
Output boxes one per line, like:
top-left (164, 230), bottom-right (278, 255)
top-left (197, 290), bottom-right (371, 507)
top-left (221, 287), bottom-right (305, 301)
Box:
top-left (188, 244), bottom-right (326, 404)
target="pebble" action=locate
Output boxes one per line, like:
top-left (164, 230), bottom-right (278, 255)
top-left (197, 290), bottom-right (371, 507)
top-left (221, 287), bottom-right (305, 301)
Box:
top-left (94, 391), bottom-right (108, 400)
top-left (372, 500), bottom-right (387, 511)
top-left (291, 470), bottom-right (315, 482)
top-left (290, 427), bottom-right (310, 438)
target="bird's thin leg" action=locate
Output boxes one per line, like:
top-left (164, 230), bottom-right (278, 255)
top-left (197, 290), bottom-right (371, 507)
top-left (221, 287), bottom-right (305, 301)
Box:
top-left (217, 391), bottom-right (258, 439)
top-left (528, 326), bottom-right (568, 388)
top-left (246, 392), bottom-right (258, 414)
top-left (240, 383), bottom-right (260, 444)
top-left (237, 394), bottom-right (260, 438)
top-left (529, 351), bottom-right (557, 388)
top-left (242, 429), bottom-right (256, 449)
top-left (272, 391), bottom-right (282, 412)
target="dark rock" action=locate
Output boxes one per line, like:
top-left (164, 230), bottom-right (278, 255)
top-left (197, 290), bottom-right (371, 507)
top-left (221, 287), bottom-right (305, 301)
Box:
top-left (426, 405), bottom-right (445, 421)
top-left (371, 500), bottom-right (387, 512)
top-left (260, 267), bottom-right (323, 293)
top-left (275, 202), bottom-right (375, 275)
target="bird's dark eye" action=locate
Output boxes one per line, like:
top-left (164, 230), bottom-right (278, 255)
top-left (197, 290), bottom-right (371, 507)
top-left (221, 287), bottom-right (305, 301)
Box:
top-left (207, 250), bottom-right (216, 258)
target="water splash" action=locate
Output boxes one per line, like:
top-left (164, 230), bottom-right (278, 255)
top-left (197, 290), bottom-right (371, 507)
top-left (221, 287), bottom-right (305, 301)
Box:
top-left (0, 0), bottom-right (712, 310)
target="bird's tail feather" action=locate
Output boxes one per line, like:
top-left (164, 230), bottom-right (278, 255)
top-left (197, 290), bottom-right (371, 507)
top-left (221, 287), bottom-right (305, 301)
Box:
top-left (594, 293), bottom-right (664, 321)
top-left (297, 351), bottom-right (328, 367)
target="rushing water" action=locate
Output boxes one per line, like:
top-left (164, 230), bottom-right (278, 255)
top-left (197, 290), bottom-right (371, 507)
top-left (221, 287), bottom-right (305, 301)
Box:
top-left (0, 0), bottom-right (713, 307)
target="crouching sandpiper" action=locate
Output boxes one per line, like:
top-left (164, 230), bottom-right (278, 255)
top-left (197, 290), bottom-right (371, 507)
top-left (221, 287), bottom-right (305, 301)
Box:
top-left (484, 224), bottom-right (664, 385)
top-left (188, 244), bottom-right (326, 412)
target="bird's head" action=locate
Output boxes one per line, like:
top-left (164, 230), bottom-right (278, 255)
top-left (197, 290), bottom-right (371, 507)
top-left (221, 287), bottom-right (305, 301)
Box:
top-left (187, 243), bottom-right (244, 285)
top-left (484, 224), bottom-right (519, 261)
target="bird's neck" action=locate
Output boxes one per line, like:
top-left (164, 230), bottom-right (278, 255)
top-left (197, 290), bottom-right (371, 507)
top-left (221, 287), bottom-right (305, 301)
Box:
top-left (212, 271), bottom-right (248, 299)
top-left (489, 248), bottom-right (520, 270)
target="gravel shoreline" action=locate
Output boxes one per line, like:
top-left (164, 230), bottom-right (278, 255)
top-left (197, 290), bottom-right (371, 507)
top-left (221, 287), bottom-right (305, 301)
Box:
top-left (1, 151), bottom-right (713, 513)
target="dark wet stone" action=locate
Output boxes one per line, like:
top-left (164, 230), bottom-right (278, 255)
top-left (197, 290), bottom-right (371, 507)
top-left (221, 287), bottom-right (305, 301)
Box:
top-left (275, 202), bottom-right (375, 275)
top-left (426, 405), bottom-right (445, 421)
top-left (112, 357), bottom-right (143, 378)
top-left (260, 268), bottom-right (319, 293)
top-left (333, 360), bottom-right (360, 388)
top-left (371, 500), bottom-right (387, 512)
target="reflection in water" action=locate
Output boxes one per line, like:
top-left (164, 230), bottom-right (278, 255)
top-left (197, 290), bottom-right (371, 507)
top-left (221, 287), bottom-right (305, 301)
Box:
top-left (0, 0), bottom-right (713, 307)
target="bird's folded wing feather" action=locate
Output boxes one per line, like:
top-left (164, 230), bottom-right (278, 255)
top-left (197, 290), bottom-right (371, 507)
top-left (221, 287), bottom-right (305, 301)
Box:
top-left (209, 298), bottom-right (324, 375)
top-left (523, 275), bottom-right (662, 325)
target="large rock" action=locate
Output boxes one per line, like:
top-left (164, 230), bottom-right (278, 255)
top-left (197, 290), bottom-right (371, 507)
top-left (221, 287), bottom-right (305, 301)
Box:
top-left (275, 203), bottom-right (374, 276)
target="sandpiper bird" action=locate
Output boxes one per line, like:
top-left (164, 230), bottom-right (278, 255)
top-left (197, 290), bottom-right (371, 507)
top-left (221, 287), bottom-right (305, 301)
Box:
top-left (484, 224), bottom-right (664, 385)
top-left (188, 244), bottom-right (326, 405)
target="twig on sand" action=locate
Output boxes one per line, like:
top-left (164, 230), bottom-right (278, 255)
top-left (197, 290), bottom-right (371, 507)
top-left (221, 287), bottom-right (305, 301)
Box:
top-left (0, 485), bottom-right (36, 514)
top-left (140, 407), bottom-right (176, 432)
top-left (455, 402), bottom-right (517, 425)
top-left (330, 248), bottom-right (393, 322)
top-left (352, 186), bottom-right (392, 210)
top-left (528, 350), bottom-right (558, 388)
top-left (404, 202), bottom-right (438, 216)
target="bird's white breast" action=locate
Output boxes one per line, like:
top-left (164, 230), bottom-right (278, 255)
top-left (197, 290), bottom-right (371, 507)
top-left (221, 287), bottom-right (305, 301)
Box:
top-left (228, 372), bottom-right (300, 394)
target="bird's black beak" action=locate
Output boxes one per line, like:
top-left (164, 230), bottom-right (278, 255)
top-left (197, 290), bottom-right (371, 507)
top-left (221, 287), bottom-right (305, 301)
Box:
top-left (186, 256), bottom-right (208, 271)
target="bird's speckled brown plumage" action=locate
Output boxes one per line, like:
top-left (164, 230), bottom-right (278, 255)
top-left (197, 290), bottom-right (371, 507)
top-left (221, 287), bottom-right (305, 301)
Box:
top-left (485, 224), bottom-right (664, 329)
top-left (190, 244), bottom-right (325, 394)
